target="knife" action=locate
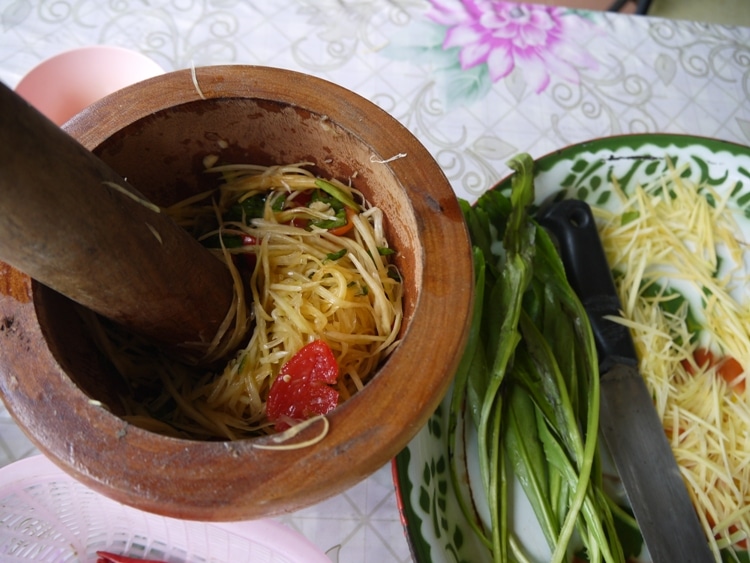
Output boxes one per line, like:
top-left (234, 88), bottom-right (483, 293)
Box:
top-left (538, 199), bottom-right (713, 563)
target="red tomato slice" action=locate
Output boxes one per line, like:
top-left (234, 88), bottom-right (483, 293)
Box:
top-left (683, 348), bottom-right (745, 394)
top-left (717, 356), bottom-right (745, 393)
top-left (727, 523), bottom-right (749, 550)
top-left (266, 340), bottom-right (340, 430)
top-left (682, 347), bottom-right (716, 375)
top-left (704, 517), bottom-right (748, 551)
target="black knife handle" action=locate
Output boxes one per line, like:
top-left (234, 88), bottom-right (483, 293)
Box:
top-left (538, 199), bottom-right (638, 372)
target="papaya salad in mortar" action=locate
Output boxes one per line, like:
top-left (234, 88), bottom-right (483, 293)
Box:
top-left (85, 162), bottom-right (403, 442)
top-left (452, 153), bottom-right (749, 562)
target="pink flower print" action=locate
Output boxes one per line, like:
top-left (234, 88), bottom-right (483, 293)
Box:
top-left (427, 0), bottom-right (597, 94)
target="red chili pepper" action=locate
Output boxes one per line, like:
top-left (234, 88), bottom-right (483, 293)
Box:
top-left (96, 552), bottom-right (169, 563)
top-left (266, 340), bottom-right (339, 431)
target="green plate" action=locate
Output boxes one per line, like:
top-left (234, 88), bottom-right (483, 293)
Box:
top-left (393, 134), bottom-right (750, 563)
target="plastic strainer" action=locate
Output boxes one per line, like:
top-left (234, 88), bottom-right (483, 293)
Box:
top-left (0, 455), bottom-right (330, 562)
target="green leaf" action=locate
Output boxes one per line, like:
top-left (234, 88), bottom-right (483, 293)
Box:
top-left (447, 248), bottom-right (492, 549)
top-left (201, 233), bottom-right (243, 249)
top-left (314, 179), bottom-right (359, 210)
top-left (478, 153), bottom-right (537, 561)
top-left (504, 383), bottom-right (558, 547)
top-left (226, 193), bottom-right (267, 223)
top-left (311, 207), bottom-right (347, 230)
top-left (457, 152), bottom-right (630, 563)
top-left (325, 248), bottom-right (347, 261)
top-left (611, 505), bottom-right (645, 561)
top-left (515, 313), bottom-right (581, 462)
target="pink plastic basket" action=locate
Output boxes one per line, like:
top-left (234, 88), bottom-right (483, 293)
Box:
top-left (0, 455), bottom-right (330, 562)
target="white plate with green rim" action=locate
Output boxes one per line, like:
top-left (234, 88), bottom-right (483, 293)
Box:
top-left (392, 134), bottom-right (750, 563)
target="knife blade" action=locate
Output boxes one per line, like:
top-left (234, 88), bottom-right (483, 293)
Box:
top-left (538, 198), bottom-right (713, 563)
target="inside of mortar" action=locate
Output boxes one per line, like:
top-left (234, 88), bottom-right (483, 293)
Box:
top-left (33, 97), bottom-right (421, 438)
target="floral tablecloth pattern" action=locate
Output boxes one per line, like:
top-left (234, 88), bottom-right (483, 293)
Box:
top-left (1, 1), bottom-right (749, 561)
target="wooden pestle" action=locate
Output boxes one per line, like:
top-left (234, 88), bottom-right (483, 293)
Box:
top-left (0, 82), bottom-right (235, 358)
